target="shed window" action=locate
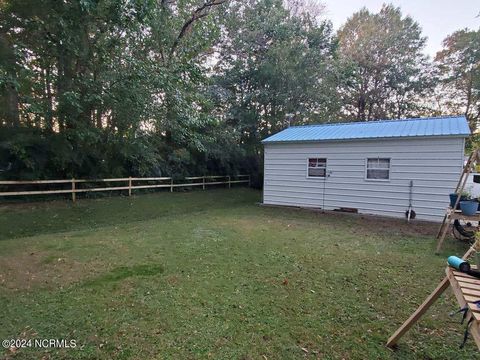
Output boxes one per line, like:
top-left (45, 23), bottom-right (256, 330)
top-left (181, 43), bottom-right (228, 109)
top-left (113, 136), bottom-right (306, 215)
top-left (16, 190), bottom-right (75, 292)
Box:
top-left (308, 158), bottom-right (327, 177)
top-left (366, 158), bottom-right (390, 180)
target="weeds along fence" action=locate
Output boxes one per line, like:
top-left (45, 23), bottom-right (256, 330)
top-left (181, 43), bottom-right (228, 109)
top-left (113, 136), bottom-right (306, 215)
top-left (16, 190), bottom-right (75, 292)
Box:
top-left (0, 175), bottom-right (250, 202)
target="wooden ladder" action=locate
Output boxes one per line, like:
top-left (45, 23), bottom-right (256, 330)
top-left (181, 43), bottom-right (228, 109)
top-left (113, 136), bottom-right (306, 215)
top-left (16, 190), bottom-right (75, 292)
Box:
top-left (435, 149), bottom-right (480, 253)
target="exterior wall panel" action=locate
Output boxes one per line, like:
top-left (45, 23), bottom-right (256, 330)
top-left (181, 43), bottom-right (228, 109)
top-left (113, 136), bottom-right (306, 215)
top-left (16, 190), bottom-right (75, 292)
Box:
top-left (263, 137), bottom-right (465, 221)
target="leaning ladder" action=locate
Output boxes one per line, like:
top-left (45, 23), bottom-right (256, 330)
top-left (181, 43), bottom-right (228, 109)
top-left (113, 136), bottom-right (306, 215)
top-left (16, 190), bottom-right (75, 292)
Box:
top-left (435, 149), bottom-right (480, 253)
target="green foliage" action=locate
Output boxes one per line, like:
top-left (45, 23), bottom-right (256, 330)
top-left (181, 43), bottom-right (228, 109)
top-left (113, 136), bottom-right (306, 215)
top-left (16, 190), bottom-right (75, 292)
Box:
top-left (216, 0), bottom-right (338, 133)
top-left (336, 4), bottom-right (431, 120)
top-left (0, 0), bottom-right (479, 181)
top-left (211, 0), bottom-right (338, 179)
top-left (0, 0), bottom-right (249, 179)
top-left (435, 28), bottom-right (480, 132)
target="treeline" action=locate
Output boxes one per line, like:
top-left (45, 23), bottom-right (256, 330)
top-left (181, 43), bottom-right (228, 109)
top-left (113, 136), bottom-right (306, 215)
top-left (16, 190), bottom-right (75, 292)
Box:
top-left (0, 0), bottom-right (479, 183)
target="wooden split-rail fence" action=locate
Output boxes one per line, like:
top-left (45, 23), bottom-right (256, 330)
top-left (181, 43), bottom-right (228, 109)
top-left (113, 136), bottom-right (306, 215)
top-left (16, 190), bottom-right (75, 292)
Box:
top-left (0, 175), bottom-right (251, 202)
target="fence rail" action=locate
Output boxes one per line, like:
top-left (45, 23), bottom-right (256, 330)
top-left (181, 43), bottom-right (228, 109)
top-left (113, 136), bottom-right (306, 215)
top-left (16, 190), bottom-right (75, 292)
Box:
top-left (0, 175), bottom-right (250, 201)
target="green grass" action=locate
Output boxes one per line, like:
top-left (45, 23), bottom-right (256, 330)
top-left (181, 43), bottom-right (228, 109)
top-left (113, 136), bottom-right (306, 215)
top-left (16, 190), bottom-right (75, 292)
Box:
top-left (0, 188), bottom-right (476, 359)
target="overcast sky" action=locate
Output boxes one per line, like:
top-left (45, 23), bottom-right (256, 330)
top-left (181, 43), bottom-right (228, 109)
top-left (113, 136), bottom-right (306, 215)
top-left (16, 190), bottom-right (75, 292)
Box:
top-left (322, 0), bottom-right (479, 57)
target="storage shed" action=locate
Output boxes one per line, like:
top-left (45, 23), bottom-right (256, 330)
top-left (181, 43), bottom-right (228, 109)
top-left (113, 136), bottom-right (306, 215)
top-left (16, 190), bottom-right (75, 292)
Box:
top-left (262, 116), bottom-right (471, 222)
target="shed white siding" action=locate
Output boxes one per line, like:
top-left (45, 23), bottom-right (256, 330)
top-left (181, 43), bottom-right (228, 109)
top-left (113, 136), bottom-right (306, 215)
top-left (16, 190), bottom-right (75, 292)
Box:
top-left (263, 137), bottom-right (465, 222)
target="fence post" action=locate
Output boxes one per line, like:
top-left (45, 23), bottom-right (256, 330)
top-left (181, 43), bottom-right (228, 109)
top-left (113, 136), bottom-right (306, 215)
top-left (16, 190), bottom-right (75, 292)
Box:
top-left (71, 178), bottom-right (76, 202)
top-left (170, 178), bottom-right (173, 193)
top-left (248, 175), bottom-right (251, 187)
top-left (203, 176), bottom-right (205, 190)
top-left (228, 176), bottom-right (231, 188)
top-left (128, 177), bottom-right (132, 196)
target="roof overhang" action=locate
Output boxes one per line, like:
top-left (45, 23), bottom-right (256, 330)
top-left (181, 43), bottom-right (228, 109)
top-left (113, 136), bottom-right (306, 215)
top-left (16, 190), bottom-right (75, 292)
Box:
top-left (262, 134), bottom-right (470, 145)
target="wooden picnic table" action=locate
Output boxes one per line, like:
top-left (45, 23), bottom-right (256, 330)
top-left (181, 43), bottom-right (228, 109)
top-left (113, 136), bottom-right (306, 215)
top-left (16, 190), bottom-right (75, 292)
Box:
top-left (446, 266), bottom-right (480, 350)
top-left (387, 242), bottom-right (480, 350)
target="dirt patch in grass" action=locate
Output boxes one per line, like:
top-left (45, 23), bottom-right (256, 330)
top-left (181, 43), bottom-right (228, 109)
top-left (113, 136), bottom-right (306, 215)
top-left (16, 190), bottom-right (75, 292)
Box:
top-left (262, 205), bottom-right (439, 237)
top-left (0, 249), bottom-right (164, 291)
top-left (222, 207), bottom-right (439, 243)
top-left (346, 213), bottom-right (438, 237)
top-left (0, 251), bottom-right (103, 291)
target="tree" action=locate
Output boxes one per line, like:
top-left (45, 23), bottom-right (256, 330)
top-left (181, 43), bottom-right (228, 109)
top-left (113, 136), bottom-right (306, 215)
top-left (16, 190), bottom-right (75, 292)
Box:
top-left (1, 0), bottom-right (475, 183)
top-left (0, 0), bottom-right (238, 179)
top-left (213, 0), bottom-right (338, 171)
top-left (435, 28), bottom-right (480, 132)
top-left (336, 4), bottom-right (430, 121)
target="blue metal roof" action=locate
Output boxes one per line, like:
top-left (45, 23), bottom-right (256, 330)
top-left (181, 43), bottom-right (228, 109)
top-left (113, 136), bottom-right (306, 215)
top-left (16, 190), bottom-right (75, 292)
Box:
top-left (262, 116), bottom-right (470, 143)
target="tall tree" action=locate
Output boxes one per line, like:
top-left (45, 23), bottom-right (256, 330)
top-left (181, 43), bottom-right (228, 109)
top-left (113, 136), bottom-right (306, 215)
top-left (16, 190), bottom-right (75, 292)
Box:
top-left (336, 4), bottom-right (430, 121)
top-left (0, 0), bottom-right (234, 179)
top-left (0, 17), bottom-right (19, 127)
top-left (435, 28), bottom-right (480, 132)
top-left (213, 0), bottom-right (338, 161)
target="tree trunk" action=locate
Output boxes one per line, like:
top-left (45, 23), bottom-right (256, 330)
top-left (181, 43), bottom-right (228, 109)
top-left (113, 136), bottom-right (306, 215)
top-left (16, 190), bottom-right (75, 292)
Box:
top-left (44, 65), bottom-right (54, 131)
top-left (0, 31), bottom-right (20, 127)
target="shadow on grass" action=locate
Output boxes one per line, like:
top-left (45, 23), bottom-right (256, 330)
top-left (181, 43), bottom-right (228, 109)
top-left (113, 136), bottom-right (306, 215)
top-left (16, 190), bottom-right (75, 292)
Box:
top-left (83, 264), bottom-right (164, 287)
top-left (0, 188), bottom-right (261, 241)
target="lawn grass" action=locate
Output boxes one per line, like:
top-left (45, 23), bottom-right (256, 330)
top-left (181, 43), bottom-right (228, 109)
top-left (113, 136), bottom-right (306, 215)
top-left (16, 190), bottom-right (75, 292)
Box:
top-left (0, 188), bottom-right (476, 359)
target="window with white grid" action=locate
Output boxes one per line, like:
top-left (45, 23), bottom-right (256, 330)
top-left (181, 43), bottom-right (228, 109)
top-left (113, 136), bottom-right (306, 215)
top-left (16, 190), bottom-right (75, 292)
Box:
top-left (366, 158), bottom-right (390, 180)
top-left (307, 158), bottom-right (327, 178)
